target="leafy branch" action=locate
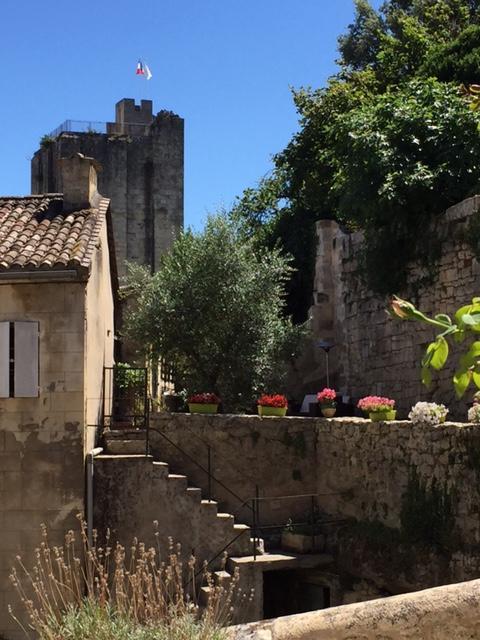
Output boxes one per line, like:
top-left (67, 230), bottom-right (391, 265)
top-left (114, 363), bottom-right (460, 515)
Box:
top-left (390, 296), bottom-right (480, 397)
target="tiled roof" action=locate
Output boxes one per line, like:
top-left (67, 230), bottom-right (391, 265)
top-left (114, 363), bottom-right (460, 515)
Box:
top-left (0, 195), bottom-right (109, 274)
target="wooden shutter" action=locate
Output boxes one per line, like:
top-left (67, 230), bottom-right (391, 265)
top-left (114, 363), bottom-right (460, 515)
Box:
top-left (0, 322), bottom-right (9, 398)
top-left (14, 322), bottom-right (39, 398)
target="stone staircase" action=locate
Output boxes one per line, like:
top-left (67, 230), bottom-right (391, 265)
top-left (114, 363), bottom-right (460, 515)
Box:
top-left (98, 430), bottom-right (264, 569)
top-left (99, 429), bottom-right (334, 623)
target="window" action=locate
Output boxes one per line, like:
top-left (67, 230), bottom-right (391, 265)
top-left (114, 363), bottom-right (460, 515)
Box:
top-left (0, 321), bottom-right (39, 398)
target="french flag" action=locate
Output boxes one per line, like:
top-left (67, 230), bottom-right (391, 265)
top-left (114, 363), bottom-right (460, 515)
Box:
top-left (136, 60), bottom-right (152, 80)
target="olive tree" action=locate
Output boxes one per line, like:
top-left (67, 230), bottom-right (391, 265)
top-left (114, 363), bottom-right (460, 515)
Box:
top-left (123, 215), bottom-right (306, 411)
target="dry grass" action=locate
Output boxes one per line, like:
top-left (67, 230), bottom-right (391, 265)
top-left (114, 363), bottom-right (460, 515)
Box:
top-left (10, 515), bottom-right (248, 640)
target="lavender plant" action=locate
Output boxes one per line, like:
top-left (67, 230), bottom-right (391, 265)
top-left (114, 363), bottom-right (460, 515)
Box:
top-left (9, 515), bottom-right (246, 640)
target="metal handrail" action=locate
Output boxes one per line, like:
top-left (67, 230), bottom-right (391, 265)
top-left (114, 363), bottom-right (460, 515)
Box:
top-left (149, 426), bottom-right (254, 513)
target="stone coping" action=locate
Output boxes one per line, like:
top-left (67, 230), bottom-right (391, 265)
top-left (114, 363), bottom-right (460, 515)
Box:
top-left (228, 578), bottom-right (480, 640)
top-left (149, 413), bottom-right (477, 429)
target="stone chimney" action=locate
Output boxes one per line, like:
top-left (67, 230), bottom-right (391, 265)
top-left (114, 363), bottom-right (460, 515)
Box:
top-left (60, 153), bottom-right (102, 211)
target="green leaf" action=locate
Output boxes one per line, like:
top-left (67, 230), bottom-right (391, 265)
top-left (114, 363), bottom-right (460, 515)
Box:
top-left (429, 336), bottom-right (449, 371)
top-left (467, 341), bottom-right (480, 359)
top-left (421, 366), bottom-right (432, 387)
top-left (473, 371), bottom-right (480, 389)
top-left (462, 313), bottom-right (480, 332)
top-left (455, 305), bottom-right (473, 326)
top-left (454, 330), bottom-right (466, 344)
top-left (454, 370), bottom-right (471, 398)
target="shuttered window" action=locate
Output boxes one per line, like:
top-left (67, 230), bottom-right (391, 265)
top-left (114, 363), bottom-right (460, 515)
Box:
top-left (0, 321), bottom-right (39, 398)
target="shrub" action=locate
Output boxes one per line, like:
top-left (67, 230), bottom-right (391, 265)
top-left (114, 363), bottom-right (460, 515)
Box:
top-left (9, 516), bottom-right (242, 640)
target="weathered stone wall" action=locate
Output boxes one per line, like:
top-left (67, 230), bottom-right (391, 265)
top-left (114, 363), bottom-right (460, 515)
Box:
top-left (229, 578), bottom-right (480, 640)
top-left (149, 414), bottom-right (480, 591)
top-left (93, 453), bottom-right (253, 573)
top-left (0, 282), bottom-right (86, 639)
top-left (308, 196), bottom-right (480, 420)
top-left (31, 100), bottom-right (184, 277)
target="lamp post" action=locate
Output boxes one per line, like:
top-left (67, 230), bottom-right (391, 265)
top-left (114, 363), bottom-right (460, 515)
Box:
top-left (318, 340), bottom-right (334, 388)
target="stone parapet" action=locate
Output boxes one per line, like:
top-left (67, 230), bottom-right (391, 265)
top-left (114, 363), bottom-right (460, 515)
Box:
top-left (229, 578), bottom-right (480, 640)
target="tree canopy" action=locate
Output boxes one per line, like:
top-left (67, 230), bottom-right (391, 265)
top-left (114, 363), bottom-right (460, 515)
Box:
top-left (232, 0), bottom-right (480, 317)
top-left (123, 215), bottom-right (305, 411)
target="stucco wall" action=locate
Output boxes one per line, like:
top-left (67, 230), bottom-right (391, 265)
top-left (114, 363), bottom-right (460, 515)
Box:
top-left (308, 195), bottom-right (480, 419)
top-left (0, 282), bottom-right (86, 639)
top-left (84, 219), bottom-right (115, 453)
top-left (149, 414), bottom-right (480, 591)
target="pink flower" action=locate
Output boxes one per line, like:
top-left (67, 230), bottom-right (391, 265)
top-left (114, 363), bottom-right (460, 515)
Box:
top-left (357, 395), bottom-right (395, 413)
top-left (317, 388), bottom-right (337, 405)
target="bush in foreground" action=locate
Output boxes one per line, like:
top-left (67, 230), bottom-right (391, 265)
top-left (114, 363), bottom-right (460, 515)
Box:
top-left (10, 516), bottom-right (242, 640)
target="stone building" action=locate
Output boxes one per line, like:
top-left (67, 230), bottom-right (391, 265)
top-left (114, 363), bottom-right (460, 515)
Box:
top-left (31, 98), bottom-right (184, 277)
top-left (0, 154), bottom-right (116, 639)
top-left (299, 195), bottom-right (480, 419)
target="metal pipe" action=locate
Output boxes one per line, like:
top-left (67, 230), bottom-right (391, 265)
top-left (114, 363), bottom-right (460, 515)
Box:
top-left (86, 446), bottom-right (104, 547)
top-left (207, 446), bottom-right (212, 500)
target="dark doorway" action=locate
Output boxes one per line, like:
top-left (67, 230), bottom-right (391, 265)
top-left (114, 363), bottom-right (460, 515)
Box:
top-left (263, 570), bottom-right (331, 619)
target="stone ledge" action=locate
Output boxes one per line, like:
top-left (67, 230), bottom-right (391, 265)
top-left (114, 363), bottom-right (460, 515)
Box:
top-left (228, 578), bottom-right (480, 640)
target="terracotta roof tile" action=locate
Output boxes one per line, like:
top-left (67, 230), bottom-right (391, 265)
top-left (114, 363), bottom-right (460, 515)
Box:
top-left (0, 195), bottom-right (109, 274)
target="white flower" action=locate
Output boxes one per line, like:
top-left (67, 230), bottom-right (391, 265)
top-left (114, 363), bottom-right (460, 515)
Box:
top-left (408, 401), bottom-right (448, 427)
top-left (468, 405), bottom-right (480, 423)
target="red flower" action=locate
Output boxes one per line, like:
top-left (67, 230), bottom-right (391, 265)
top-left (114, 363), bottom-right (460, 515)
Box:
top-left (257, 394), bottom-right (288, 408)
top-left (188, 393), bottom-right (221, 405)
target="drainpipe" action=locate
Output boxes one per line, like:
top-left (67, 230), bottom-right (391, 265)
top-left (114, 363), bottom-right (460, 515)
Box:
top-left (87, 447), bottom-right (104, 546)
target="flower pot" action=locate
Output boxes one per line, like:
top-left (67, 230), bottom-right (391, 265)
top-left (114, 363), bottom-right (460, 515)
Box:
top-left (188, 403), bottom-right (219, 414)
top-left (369, 409), bottom-right (396, 422)
top-left (281, 531), bottom-right (325, 553)
top-left (163, 394), bottom-right (183, 412)
top-left (258, 406), bottom-right (287, 417)
top-left (321, 407), bottom-right (336, 418)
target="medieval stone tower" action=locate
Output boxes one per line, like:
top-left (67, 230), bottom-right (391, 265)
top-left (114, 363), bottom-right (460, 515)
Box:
top-left (31, 98), bottom-right (184, 276)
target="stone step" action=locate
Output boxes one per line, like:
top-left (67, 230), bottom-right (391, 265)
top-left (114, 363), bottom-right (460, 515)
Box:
top-left (199, 585), bottom-right (212, 607)
top-left (152, 461), bottom-right (169, 479)
top-left (104, 432), bottom-right (147, 455)
top-left (214, 570), bottom-right (232, 588)
top-left (167, 473), bottom-right (188, 491)
top-left (217, 512), bottom-right (234, 522)
top-left (201, 499), bottom-right (218, 514)
top-left (186, 486), bottom-right (202, 502)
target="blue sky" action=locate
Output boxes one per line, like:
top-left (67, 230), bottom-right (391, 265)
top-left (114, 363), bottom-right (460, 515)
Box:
top-left (0, 0), bottom-right (378, 229)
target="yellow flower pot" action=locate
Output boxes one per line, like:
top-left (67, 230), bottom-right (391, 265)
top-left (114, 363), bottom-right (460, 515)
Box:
top-left (258, 406), bottom-right (287, 417)
top-left (188, 403), bottom-right (219, 414)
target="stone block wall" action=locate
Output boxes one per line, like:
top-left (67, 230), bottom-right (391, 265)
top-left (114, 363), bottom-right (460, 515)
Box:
top-left (149, 414), bottom-right (480, 591)
top-left (31, 103), bottom-right (184, 277)
top-left (309, 195), bottom-right (480, 420)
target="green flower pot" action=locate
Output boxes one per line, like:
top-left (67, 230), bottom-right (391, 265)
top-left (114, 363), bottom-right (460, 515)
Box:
top-left (369, 409), bottom-right (396, 422)
top-left (258, 406), bottom-right (287, 417)
top-left (188, 403), bottom-right (219, 414)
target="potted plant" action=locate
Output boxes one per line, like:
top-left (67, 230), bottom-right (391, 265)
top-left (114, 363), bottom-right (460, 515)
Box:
top-left (409, 401), bottom-right (448, 426)
top-left (187, 393), bottom-right (221, 414)
top-left (357, 396), bottom-right (396, 421)
top-left (257, 394), bottom-right (288, 417)
top-left (468, 404), bottom-right (480, 423)
top-left (281, 518), bottom-right (325, 553)
top-left (317, 388), bottom-right (337, 417)
top-left (163, 389), bottom-right (185, 413)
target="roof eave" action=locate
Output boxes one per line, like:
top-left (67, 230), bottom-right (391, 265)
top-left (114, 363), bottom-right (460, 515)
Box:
top-left (0, 267), bottom-right (88, 284)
